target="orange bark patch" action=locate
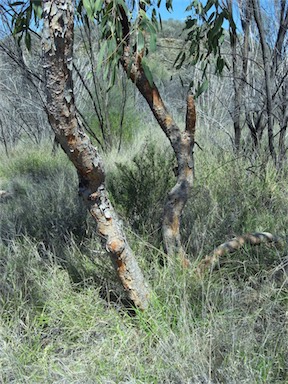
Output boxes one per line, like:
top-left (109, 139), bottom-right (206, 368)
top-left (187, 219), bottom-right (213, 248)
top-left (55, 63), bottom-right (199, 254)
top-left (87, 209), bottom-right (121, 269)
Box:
top-left (116, 258), bottom-right (126, 273)
top-left (152, 88), bottom-right (164, 109)
top-left (170, 216), bottom-right (180, 233)
top-left (184, 166), bottom-right (193, 179)
top-left (67, 133), bottom-right (77, 147)
top-left (186, 93), bottom-right (196, 138)
top-left (181, 255), bottom-right (190, 268)
top-left (108, 238), bottom-right (125, 255)
top-left (165, 114), bottom-right (173, 127)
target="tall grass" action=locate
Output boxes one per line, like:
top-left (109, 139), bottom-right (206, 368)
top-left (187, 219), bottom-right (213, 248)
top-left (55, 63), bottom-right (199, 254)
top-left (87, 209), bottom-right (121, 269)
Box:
top-left (0, 140), bottom-right (287, 383)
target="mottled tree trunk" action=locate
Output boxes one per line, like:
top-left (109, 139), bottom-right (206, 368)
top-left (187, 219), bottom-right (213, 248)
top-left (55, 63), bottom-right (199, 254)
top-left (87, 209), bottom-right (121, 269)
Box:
top-left (197, 232), bottom-right (282, 276)
top-left (42, 0), bottom-right (149, 310)
top-left (277, 89), bottom-right (288, 171)
top-left (120, 28), bottom-right (195, 262)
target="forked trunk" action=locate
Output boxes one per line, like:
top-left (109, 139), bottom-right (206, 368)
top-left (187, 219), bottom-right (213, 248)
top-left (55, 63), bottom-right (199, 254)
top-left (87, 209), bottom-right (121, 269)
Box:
top-left (117, 5), bottom-right (196, 261)
top-left (121, 44), bottom-right (195, 261)
top-left (42, 0), bottom-right (149, 310)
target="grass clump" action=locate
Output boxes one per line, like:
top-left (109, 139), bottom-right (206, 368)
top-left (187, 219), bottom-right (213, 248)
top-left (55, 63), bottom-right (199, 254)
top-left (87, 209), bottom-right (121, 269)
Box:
top-left (0, 141), bottom-right (287, 383)
top-left (0, 145), bottom-right (89, 248)
top-left (181, 150), bottom-right (288, 259)
top-left (0, 238), bottom-right (287, 383)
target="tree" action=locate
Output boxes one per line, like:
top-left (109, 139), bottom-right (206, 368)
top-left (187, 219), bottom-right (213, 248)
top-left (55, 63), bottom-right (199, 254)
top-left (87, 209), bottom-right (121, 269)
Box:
top-left (41, 0), bottom-right (149, 309)
top-left (3, 0), bottom-right (232, 308)
top-left (86, 0), bottom-right (232, 259)
top-left (225, 0), bottom-right (288, 163)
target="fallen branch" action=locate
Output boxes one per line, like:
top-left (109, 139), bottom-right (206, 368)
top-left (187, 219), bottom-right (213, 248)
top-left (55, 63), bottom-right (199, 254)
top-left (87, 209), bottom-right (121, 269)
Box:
top-left (197, 232), bottom-right (284, 276)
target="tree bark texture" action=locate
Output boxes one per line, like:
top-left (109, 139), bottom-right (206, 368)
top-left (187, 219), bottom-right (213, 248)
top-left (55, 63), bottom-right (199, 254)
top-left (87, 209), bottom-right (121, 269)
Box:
top-left (197, 232), bottom-right (282, 276)
top-left (118, 9), bottom-right (195, 261)
top-left (42, 0), bottom-right (149, 310)
top-left (123, 55), bottom-right (195, 260)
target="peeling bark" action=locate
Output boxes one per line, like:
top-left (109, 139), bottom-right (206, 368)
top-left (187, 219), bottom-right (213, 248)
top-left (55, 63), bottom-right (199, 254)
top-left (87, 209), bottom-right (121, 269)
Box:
top-left (42, 0), bottom-right (149, 310)
top-left (118, 10), bottom-right (195, 262)
top-left (197, 232), bottom-right (283, 276)
top-left (124, 58), bottom-right (195, 260)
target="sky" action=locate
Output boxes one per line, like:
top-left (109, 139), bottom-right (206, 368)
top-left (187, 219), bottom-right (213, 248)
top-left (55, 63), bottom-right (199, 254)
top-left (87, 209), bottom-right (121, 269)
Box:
top-left (158, 0), bottom-right (192, 21)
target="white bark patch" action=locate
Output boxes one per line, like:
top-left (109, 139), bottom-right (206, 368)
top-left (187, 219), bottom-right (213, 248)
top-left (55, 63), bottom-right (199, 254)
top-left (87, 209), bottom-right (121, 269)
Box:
top-left (50, 2), bottom-right (58, 16)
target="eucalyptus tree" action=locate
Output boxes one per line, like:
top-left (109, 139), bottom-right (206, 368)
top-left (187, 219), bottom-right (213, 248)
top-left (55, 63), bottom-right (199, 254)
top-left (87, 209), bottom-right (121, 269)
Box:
top-left (4, 0), bottom-right (232, 309)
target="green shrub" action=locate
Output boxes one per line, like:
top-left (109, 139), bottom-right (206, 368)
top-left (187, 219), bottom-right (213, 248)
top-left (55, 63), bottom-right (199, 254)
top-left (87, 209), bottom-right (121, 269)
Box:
top-left (107, 141), bottom-right (175, 243)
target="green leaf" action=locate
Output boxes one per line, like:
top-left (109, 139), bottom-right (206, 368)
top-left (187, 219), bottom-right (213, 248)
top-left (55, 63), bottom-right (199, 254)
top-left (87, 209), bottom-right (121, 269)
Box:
top-left (97, 40), bottom-right (107, 71)
top-left (116, 0), bottom-right (128, 14)
top-left (32, 3), bottom-right (42, 20)
top-left (151, 7), bottom-right (158, 26)
top-left (25, 31), bottom-right (31, 51)
top-left (185, 18), bottom-right (197, 30)
top-left (175, 52), bottom-right (186, 70)
top-left (9, 1), bottom-right (25, 6)
top-left (149, 31), bottom-right (157, 52)
top-left (213, 13), bottom-right (224, 35)
top-left (107, 36), bottom-right (117, 57)
top-left (94, 0), bottom-right (103, 12)
top-left (159, 12), bottom-right (162, 30)
top-left (215, 56), bottom-right (225, 74)
top-left (195, 79), bottom-right (209, 98)
top-left (204, 0), bottom-right (215, 13)
top-left (137, 30), bottom-right (145, 52)
top-left (142, 59), bottom-right (154, 88)
top-left (208, 11), bottom-right (215, 23)
top-left (165, 0), bottom-right (173, 11)
top-left (83, 0), bottom-right (94, 18)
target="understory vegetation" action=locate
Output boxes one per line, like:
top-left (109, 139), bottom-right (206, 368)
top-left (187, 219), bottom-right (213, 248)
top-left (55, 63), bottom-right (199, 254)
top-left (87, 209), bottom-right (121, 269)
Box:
top-left (0, 3), bottom-right (287, 381)
top-left (0, 131), bottom-right (287, 383)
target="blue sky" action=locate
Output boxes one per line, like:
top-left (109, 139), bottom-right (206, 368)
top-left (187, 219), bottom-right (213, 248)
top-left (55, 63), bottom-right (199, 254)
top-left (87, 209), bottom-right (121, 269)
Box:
top-left (158, 0), bottom-right (192, 21)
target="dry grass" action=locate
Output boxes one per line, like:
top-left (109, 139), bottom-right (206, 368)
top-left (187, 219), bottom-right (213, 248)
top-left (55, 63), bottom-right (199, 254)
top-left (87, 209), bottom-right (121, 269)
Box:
top-left (0, 140), bottom-right (287, 383)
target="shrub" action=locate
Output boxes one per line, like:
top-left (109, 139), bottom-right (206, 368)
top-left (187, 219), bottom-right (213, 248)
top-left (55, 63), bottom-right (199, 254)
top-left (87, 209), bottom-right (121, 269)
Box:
top-left (107, 141), bottom-right (175, 243)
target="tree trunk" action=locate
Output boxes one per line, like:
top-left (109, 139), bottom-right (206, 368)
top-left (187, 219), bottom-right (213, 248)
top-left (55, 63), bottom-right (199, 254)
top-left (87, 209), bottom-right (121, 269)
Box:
top-left (120, 53), bottom-right (194, 262)
top-left (42, 0), bottom-right (149, 310)
top-left (227, 0), bottom-right (242, 151)
top-left (252, 0), bottom-right (276, 163)
top-left (197, 232), bottom-right (282, 275)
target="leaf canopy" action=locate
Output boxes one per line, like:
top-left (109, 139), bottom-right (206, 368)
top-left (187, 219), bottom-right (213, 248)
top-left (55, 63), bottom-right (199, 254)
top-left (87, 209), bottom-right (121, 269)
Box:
top-left (6, 0), bottom-right (236, 93)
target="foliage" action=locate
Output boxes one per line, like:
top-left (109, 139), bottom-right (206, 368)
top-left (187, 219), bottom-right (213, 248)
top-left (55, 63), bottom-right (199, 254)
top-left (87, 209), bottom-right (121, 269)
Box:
top-left (86, 81), bottom-right (141, 148)
top-left (6, 0), bottom-right (233, 90)
top-left (0, 235), bottom-right (287, 383)
top-left (107, 140), bottom-right (174, 240)
top-left (174, 0), bottom-right (235, 97)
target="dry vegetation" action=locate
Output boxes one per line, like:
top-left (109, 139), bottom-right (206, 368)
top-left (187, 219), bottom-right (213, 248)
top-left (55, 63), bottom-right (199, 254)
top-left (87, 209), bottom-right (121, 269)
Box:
top-left (0, 14), bottom-right (287, 384)
top-left (0, 127), bottom-right (287, 383)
